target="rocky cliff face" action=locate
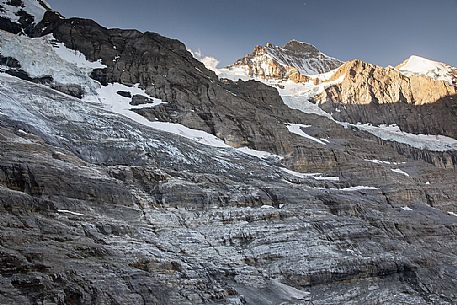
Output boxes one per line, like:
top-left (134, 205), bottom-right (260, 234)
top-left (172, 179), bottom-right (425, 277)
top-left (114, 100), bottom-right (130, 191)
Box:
top-left (315, 59), bottom-right (457, 105)
top-left (228, 40), bottom-right (343, 82)
top-left (312, 60), bottom-right (457, 138)
top-left (1, 2), bottom-right (457, 305)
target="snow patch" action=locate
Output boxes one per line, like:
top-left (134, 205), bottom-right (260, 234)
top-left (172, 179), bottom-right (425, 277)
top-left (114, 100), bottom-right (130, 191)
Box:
top-left (391, 168), bottom-right (410, 177)
top-left (85, 83), bottom-right (230, 148)
top-left (286, 124), bottom-right (327, 145)
top-left (280, 168), bottom-right (339, 182)
top-left (261, 205), bottom-right (274, 209)
top-left (355, 124), bottom-right (457, 152)
top-left (318, 186), bottom-right (378, 192)
top-left (365, 159), bottom-right (401, 165)
top-left (52, 41), bottom-right (106, 70)
top-left (401, 206), bottom-right (413, 211)
top-left (338, 186), bottom-right (378, 191)
top-left (57, 209), bottom-right (84, 216)
top-left (236, 146), bottom-right (283, 160)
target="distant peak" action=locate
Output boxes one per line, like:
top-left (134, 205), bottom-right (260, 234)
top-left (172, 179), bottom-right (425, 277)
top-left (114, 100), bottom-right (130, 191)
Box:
top-left (405, 55), bottom-right (440, 64)
top-left (282, 40), bottom-right (319, 54)
top-left (398, 54), bottom-right (448, 70)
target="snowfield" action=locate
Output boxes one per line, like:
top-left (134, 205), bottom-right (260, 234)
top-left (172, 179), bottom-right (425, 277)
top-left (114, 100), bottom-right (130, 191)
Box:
top-left (0, 31), bottom-right (101, 94)
top-left (397, 55), bottom-right (456, 84)
top-left (0, 0), bottom-right (49, 24)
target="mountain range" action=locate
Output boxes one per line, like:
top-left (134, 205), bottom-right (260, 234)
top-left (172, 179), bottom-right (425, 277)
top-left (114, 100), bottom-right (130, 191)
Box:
top-left (1, 1), bottom-right (457, 304)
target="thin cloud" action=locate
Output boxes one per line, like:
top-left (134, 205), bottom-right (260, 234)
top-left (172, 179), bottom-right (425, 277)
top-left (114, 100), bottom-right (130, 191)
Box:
top-left (188, 49), bottom-right (220, 73)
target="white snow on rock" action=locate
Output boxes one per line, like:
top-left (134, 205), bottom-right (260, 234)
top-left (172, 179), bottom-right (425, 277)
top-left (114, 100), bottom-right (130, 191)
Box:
top-left (230, 40), bottom-right (342, 77)
top-left (57, 209), bottom-right (84, 216)
top-left (261, 205), bottom-right (275, 209)
top-left (354, 124), bottom-right (457, 152)
top-left (286, 124), bottom-right (327, 145)
top-left (236, 146), bottom-right (283, 160)
top-left (0, 0), bottom-right (49, 25)
top-left (314, 176), bottom-right (340, 182)
top-left (338, 186), bottom-right (378, 191)
top-left (0, 32), bottom-right (101, 94)
top-left (397, 55), bottom-right (456, 84)
top-left (52, 41), bottom-right (106, 70)
top-left (364, 159), bottom-right (403, 165)
top-left (391, 168), bottom-right (410, 177)
top-left (401, 206), bottom-right (413, 211)
top-left (280, 168), bottom-right (340, 182)
top-left (317, 186), bottom-right (378, 192)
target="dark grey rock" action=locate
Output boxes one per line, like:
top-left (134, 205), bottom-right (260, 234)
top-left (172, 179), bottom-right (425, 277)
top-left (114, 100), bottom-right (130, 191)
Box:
top-left (0, 72), bottom-right (457, 305)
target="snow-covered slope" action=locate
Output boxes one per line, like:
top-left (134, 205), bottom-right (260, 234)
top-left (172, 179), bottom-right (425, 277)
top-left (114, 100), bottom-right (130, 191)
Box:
top-left (396, 55), bottom-right (457, 84)
top-left (0, 30), bottom-right (103, 95)
top-left (0, 0), bottom-right (50, 25)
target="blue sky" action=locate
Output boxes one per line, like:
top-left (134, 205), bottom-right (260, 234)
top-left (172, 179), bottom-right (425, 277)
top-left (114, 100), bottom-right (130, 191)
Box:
top-left (47, 0), bottom-right (457, 67)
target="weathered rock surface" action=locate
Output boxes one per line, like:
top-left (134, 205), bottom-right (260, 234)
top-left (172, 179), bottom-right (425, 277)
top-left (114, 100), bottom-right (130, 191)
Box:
top-left (1, 74), bottom-right (457, 305)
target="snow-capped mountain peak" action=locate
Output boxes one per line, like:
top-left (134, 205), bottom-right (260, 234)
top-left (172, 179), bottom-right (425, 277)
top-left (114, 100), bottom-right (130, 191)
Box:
top-left (227, 40), bottom-right (343, 83)
top-left (396, 55), bottom-right (457, 84)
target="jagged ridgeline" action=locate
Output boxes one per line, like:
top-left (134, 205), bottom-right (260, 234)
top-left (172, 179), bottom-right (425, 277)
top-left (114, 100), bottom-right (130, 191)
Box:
top-left (1, 1), bottom-right (457, 304)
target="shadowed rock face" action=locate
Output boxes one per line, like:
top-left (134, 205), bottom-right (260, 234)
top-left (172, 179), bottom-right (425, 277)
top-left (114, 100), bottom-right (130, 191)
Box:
top-left (0, 6), bottom-right (457, 305)
top-left (319, 93), bottom-right (457, 140)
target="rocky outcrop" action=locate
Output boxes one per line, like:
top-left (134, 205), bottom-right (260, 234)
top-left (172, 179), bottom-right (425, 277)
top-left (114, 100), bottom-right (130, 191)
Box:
top-left (228, 40), bottom-right (343, 82)
top-left (315, 60), bottom-right (456, 105)
top-left (313, 60), bottom-right (457, 138)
